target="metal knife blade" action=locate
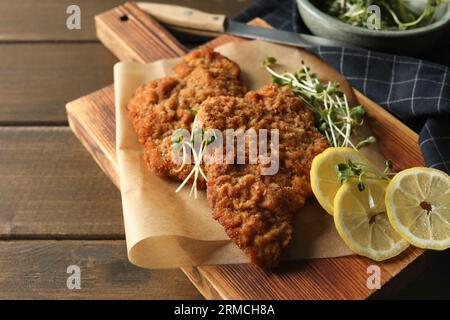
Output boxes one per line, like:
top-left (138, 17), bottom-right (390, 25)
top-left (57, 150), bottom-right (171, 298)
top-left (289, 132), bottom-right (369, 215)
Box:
top-left (225, 20), bottom-right (351, 48)
top-left (137, 2), bottom-right (352, 49)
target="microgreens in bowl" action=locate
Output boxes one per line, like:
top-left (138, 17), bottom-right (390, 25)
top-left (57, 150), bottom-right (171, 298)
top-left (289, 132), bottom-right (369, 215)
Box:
top-left (319, 0), bottom-right (447, 30)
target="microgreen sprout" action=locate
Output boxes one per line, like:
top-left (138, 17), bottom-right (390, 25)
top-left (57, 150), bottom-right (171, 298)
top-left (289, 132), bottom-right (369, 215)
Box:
top-left (263, 57), bottom-right (375, 150)
top-left (189, 107), bottom-right (198, 116)
top-left (336, 159), bottom-right (395, 191)
top-left (319, 0), bottom-right (446, 30)
top-left (171, 117), bottom-right (216, 198)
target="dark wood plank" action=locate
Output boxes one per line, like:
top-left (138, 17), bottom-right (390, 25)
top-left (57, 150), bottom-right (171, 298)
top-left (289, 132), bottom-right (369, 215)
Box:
top-left (0, 0), bottom-right (251, 41)
top-left (0, 1), bottom-right (252, 123)
top-left (0, 0), bottom-right (124, 41)
top-left (0, 43), bottom-right (117, 124)
top-left (0, 240), bottom-right (203, 299)
top-left (0, 127), bottom-right (124, 239)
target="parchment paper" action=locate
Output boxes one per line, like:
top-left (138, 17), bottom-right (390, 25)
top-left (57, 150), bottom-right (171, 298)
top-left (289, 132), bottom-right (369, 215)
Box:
top-left (115, 40), bottom-right (386, 269)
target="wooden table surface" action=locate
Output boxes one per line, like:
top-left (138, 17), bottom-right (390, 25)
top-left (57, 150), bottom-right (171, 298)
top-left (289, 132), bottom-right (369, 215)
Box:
top-left (0, 0), bottom-right (449, 299)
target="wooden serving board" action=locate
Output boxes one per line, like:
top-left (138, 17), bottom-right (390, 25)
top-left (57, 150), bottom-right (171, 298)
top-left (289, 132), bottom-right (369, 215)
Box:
top-left (66, 2), bottom-right (430, 299)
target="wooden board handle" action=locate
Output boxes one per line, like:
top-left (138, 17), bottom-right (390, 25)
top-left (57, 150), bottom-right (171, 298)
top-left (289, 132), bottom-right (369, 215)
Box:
top-left (137, 2), bottom-right (226, 33)
top-left (95, 2), bottom-right (187, 63)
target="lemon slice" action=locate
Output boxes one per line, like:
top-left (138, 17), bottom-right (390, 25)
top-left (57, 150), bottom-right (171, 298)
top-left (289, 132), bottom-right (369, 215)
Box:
top-left (311, 147), bottom-right (374, 215)
top-left (334, 179), bottom-right (409, 261)
top-left (385, 167), bottom-right (450, 250)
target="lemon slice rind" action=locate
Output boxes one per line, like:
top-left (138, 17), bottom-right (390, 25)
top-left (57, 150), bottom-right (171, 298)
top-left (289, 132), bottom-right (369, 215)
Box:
top-left (311, 147), bottom-right (375, 215)
top-left (334, 180), bottom-right (410, 261)
top-left (385, 167), bottom-right (450, 251)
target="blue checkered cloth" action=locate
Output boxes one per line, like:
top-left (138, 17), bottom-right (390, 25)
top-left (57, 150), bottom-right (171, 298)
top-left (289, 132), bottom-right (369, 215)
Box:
top-left (236, 0), bottom-right (450, 174)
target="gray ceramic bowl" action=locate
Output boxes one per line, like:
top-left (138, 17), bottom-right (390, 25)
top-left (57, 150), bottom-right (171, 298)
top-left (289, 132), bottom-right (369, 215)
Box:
top-left (297, 0), bottom-right (450, 54)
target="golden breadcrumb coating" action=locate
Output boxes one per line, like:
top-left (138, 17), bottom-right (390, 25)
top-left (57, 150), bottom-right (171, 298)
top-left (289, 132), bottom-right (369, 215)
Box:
top-left (173, 48), bottom-right (241, 79)
top-left (197, 84), bottom-right (328, 267)
top-left (127, 49), bottom-right (247, 187)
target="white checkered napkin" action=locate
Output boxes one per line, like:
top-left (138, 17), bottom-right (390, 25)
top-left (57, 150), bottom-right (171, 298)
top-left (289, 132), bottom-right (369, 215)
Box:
top-left (236, 0), bottom-right (450, 173)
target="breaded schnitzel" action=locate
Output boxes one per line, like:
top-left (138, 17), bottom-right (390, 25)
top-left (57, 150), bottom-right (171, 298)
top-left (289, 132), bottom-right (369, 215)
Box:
top-left (127, 50), bottom-right (328, 267)
top-left (173, 48), bottom-right (241, 79)
top-left (127, 49), bottom-right (247, 187)
top-left (197, 84), bottom-right (328, 267)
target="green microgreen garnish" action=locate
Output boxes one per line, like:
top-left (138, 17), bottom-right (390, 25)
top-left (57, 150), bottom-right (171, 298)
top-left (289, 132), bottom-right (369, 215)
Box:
top-left (171, 116), bottom-right (216, 198)
top-left (189, 107), bottom-right (198, 116)
top-left (263, 57), bottom-right (375, 150)
top-left (337, 159), bottom-right (394, 191)
top-left (319, 0), bottom-right (446, 30)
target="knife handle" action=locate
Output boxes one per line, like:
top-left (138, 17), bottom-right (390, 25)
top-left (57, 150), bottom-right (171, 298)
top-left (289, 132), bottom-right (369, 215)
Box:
top-left (137, 2), bottom-right (227, 33)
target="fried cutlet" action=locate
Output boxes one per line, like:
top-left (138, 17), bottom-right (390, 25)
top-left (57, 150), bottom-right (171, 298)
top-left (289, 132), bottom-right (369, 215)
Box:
top-left (127, 49), bottom-right (247, 187)
top-left (197, 84), bottom-right (328, 267)
top-left (173, 48), bottom-right (241, 79)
